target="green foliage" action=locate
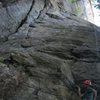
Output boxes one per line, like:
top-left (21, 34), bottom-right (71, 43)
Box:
top-left (69, 0), bottom-right (78, 3)
top-left (94, 4), bottom-right (100, 9)
top-left (75, 6), bottom-right (82, 15)
top-left (93, 0), bottom-right (100, 10)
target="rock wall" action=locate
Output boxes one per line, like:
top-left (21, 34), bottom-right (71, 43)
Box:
top-left (0, 0), bottom-right (100, 100)
top-left (64, 0), bottom-right (94, 23)
top-left (0, 0), bottom-right (33, 36)
top-left (0, 0), bottom-right (95, 37)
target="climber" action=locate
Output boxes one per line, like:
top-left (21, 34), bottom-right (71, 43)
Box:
top-left (76, 80), bottom-right (97, 100)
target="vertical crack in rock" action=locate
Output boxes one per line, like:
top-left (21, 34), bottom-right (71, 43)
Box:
top-left (15, 0), bottom-right (35, 32)
top-left (36, 0), bottom-right (49, 20)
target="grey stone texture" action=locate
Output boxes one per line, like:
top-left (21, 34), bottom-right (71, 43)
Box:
top-left (0, 0), bottom-right (100, 100)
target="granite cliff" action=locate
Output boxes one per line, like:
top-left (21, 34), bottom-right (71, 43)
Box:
top-left (0, 0), bottom-right (100, 100)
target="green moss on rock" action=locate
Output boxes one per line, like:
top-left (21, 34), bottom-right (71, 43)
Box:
top-left (69, 0), bottom-right (78, 3)
top-left (0, 57), bottom-right (4, 63)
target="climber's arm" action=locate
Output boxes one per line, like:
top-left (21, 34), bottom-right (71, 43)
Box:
top-left (76, 85), bottom-right (84, 97)
top-left (93, 89), bottom-right (97, 100)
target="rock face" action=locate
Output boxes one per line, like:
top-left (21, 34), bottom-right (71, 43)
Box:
top-left (0, 0), bottom-right (33, 36)
top-left (0, 0), bottom-right (100, 100)
top-left (0, 0), bottom-right (95, 37)
top-left (69, 0), bottom-right (94, 22)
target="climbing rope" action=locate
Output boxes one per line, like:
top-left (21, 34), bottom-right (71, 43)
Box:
top-left (93, 24), bottom-right (99, 64)
top-left (92, 24), bottom-right (99, 87)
